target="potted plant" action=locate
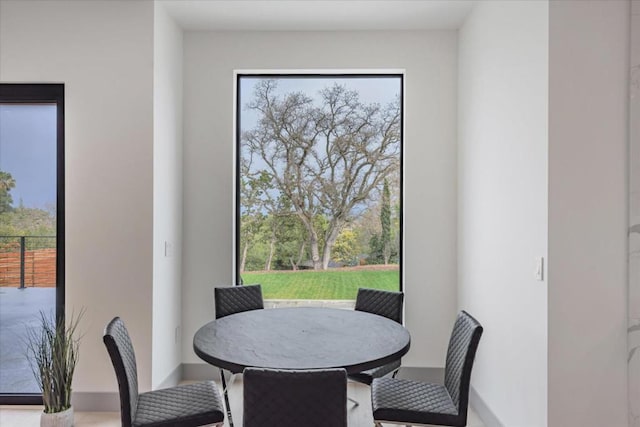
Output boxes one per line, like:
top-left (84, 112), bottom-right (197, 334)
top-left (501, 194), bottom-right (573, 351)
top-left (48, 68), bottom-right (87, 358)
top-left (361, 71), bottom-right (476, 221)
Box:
top-left (25, 310), bottom-right (83, 427)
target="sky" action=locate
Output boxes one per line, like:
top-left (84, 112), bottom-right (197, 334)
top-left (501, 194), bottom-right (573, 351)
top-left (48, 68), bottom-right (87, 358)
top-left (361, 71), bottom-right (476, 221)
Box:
top-left (0, 104), bottom-right (57, 210)
top-left (238, 75), bottom-right (401, 132)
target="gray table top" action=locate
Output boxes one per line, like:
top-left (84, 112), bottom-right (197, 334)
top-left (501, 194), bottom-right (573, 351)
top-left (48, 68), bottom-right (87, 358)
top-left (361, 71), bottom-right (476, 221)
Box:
top-left (193, 307), bottom-right (411, 374)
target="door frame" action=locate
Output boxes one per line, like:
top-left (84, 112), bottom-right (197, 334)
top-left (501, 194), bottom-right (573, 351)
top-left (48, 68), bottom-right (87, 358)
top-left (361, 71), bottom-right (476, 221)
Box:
top-left (0, 83), bottom-right (65, 405)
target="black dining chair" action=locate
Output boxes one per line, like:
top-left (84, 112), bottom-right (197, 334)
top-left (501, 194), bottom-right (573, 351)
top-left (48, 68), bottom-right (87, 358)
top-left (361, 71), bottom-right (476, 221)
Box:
top-left (214, 283), bottom-right (264, 319)
top-left (243, 367), bottom-right (347, 427)
top-left (370, 310), bottom-right (483, 427)
top-left (103, 317), bottom-right (225, 427)
top-left (213, 284), bottom-right (265, 425)
top-left (350, 288), bottom-right (405, 386)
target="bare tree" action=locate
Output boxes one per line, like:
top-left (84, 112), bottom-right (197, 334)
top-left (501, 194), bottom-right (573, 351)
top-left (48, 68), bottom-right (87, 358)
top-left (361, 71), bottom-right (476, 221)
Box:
top-left (238, 154), bottom-right (268, 272)
top-left (242, 80), bottom-right (400, 270)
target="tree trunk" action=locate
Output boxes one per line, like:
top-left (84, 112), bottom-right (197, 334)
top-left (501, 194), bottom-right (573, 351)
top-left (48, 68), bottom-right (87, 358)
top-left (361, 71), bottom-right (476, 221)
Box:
top-left (320, 222), bottom-right (342, 270)
top-left (321, 244), bottom-right (332, 270)
top-left (240, 243), bottom-right (249, 273)
top-left (265, 237), bottom-right (275, 271)
top-left (310, 233), bottom-right (322, 270)
top-left (296, 241), bottom-right (306, 267)
top-left (383, 243), bottom-right (390, 265)
top-left (297, 212), bottom-right (322, 269)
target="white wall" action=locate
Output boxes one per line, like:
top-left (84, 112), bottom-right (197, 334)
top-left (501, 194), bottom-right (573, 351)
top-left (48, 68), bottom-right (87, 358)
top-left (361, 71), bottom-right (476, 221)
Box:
top-left (182, 31), bottom-right (459, 367)
top-left (629, 2), bottom-right (640, 424)
top-left (0, 0), bottom-right (155, 392)
top-left (152, 2), bottom-right (183, 389)
top-left (458, 2), bottom-right (549, 426)
top-left (548, 1), bottom-right (629, 426)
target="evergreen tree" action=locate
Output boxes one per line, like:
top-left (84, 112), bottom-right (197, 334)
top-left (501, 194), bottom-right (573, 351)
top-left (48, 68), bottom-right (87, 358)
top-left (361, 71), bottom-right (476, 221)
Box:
top-left (0, 170), bottom-right (16, 214)
top-left (381, 179), bottom-right (391, 264)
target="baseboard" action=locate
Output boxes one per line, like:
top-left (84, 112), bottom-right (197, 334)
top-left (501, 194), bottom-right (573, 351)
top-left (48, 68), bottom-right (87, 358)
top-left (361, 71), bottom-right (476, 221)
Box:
top-left (71, 392), bottom-right (120, 412)
top-left (182, 363), bottom-right (222, 381)
top-left (396, 366), bottom-right (444, 383)
top-left (156, 364), bottom-right (183, 389)
top-left (470, 386), bottom-right (504, 427)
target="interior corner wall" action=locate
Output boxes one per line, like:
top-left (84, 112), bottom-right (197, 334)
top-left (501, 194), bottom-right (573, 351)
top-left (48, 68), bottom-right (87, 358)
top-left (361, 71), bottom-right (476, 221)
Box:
top-left (152, 2), bottom-right (184, 389)
top-left (458, 2), bottom-right (549, 426)
top-left (0, 0), bottom-right (155, 393)
top-left (548, 1), bottom-right (629, 426)
top-left (181, 31), bottom-right (459, 368)
top-left (629, 2), bottom-right (640, 423)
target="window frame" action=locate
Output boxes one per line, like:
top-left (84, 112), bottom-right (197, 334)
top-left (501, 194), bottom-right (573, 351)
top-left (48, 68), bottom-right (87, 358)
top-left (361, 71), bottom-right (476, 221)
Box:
top-left (0, 83), bottom-right (65, 405)
top-left (234, 72), bottom-right (404, 294)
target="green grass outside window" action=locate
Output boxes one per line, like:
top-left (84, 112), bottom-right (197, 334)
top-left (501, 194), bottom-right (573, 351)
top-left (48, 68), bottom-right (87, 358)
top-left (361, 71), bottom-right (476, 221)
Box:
top-left (241, 269), bottom-right (400, 300)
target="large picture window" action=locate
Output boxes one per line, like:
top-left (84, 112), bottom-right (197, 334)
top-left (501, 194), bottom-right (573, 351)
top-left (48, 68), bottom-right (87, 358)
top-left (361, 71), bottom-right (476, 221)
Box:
top-left (236, 74), bottom-right (403, 302)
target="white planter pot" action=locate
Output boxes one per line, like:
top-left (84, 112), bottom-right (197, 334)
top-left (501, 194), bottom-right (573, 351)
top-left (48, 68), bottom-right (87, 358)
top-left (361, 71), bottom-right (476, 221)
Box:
top-left (41, 406), bottom-right (74, 427)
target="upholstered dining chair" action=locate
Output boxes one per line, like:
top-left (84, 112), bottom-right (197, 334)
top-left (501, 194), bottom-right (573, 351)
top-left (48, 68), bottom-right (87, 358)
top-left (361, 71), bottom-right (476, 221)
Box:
top-left (103, 317), bottom-right (225, 427)
top-left (213, 284), bottom-right (265, 424)
top-left (243, 368), bottom-right (347, 427)
top-left (214, 283), bottom-right (264, 319)
top-left (349, 288), bottom-right (405, 386)
top-left (370, 310), bottom-right (483, 427)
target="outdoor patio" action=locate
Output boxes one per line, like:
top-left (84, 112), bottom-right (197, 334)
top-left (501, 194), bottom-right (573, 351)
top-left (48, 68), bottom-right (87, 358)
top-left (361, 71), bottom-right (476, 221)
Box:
top-left (0, 287), bottom-right (55, 394)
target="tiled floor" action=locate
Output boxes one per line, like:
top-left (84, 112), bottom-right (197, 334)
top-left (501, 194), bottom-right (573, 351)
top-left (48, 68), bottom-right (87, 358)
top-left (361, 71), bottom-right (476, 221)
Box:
top-left (0, 380), bottom-right (486, 427)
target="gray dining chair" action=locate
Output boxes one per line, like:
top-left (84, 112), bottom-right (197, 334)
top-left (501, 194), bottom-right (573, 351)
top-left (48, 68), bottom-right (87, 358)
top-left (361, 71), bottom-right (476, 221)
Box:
top-left (214, 283), bottom-right (264, 319)
top-left (371, 310), bottom-right (483, 427)
top-left (213, 284), bottom-right (265, 425)
top-left (103, 317), bottom-right (225, 427)
top-left (350, 288), bottom-right (405, 386)
top-left (243, 367), bottom-right (347, 427)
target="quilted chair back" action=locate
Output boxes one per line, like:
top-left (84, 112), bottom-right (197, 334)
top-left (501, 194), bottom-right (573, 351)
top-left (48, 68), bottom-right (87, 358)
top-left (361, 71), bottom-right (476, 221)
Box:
top-left (444, 311), bottom-right (483, 418)
top-left (103, 317), bottom-right (139, 427)
top-left (214, 284), bottom-right (264, 319)
top-left (355, 288), bottom-right (404, 323)
top-left (243, 368), bottom-right (347, 427)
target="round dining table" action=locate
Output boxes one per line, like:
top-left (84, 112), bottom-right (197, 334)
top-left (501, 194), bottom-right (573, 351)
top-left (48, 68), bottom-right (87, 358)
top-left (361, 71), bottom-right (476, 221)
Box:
top-left (193, 306), bottom-right (411, 375)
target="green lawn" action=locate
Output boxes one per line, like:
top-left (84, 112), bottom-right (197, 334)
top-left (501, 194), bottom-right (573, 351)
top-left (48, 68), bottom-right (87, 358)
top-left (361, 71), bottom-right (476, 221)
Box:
top-left (241, 268), bottom-right (400, 300)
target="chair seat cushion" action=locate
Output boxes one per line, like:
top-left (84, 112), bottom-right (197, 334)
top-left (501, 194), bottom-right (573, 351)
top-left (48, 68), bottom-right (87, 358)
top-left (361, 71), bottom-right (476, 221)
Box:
top-left (133, 381), bottom-right (224, 427)
top-left (371, 377), bottom-right (463, 426)
top-left (348, 359), bottom-right (401, 385)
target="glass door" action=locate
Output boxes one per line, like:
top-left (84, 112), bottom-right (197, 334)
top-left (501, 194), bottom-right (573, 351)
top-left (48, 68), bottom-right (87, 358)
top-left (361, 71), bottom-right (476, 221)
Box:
top-left (0, 84), bottom-right (64, 404)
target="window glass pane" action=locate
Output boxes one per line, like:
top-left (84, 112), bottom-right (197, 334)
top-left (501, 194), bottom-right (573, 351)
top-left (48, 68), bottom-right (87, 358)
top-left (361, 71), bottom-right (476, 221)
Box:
top-left (0, 103), bottom-right (57, 394)
top-left (237, 75), bottom-right (402, 303)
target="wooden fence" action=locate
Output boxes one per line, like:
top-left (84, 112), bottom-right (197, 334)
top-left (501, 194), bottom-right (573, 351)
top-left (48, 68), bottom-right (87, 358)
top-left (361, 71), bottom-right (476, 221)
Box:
top-left (0, 248), bottom-right (56, 287)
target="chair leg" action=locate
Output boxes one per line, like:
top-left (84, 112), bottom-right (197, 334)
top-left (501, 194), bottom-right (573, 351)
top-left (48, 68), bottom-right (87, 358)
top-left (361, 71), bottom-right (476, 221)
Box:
top-left (220, 368), bottom-right (235, 427)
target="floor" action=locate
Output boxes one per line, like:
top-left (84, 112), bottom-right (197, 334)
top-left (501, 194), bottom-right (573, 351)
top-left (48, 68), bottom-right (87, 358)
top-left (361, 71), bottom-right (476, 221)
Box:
top-left (0, 379), bottom-right (486, 427)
